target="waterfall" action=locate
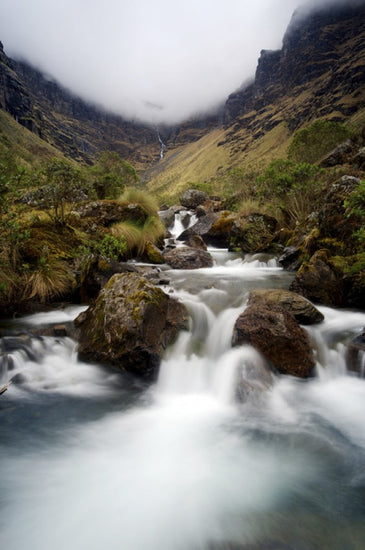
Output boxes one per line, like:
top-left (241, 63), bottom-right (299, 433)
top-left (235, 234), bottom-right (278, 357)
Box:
top-left (156, 128), bottom-right (166, 160)
top-left (1, 251), bottom-right (365, 550)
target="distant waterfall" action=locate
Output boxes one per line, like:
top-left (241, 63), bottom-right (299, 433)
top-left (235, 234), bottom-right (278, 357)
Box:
top-left (156, 128), bottom-right (166, 160)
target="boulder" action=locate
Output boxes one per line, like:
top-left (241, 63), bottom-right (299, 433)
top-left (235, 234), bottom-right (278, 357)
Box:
top-left (159, 207), bottom-right (176, 229)
top-left (163, 246), bottom-right (214, 269)
top-left (139, 241), bottom-right (164, 264)
top-left (177, 213), bottom-right (219, 242)
top-left (205, 211), bottom-right (238, 247)
top-left (75, 273), bottom-right (188, 378)
top-left (180, 189), bottom-right (208, 209)
top-left (232, 303), bottom-right (316, 378)
top-left (248, 289), bottom-right (324, 325)
top-left (346, 329), bottom-right (365, 377)
top-left (290, 250), bottom-right (344, 307)
top-left (229, 213), bottom-right (278, 253)
top-left (279, 246), bottom-right (302, 271)
top-left (76, 200), bottom-right (148, 227)
top-left (185, 235), bottom-right (208, 250)
top-left (319, 139), bottom-right (356, 167)
top-left (79, 257), bottom-right (138, 302)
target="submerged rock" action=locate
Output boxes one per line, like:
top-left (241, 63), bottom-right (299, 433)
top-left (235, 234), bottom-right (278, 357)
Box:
top-left (163, 246), bottom-right (214, 269)
top-left (232, 303), bottom-right (316, 378)
top-left (75, 273), bottom-right (188, 378)
top-left (248, 289), bottom-right (324, 325)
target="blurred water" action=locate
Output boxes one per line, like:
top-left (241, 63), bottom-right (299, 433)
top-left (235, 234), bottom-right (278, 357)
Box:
top-left (1, 251), bottom-right (365, 550)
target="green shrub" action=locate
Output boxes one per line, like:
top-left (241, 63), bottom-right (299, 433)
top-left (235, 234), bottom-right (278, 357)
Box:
top-left (288, 120), bottom-right (351, 164)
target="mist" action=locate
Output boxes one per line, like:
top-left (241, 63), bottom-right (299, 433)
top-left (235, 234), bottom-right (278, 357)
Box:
top-left (0, 0), bottom-right (360, 124)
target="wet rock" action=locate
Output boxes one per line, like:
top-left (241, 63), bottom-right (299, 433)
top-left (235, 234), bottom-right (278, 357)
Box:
top-left (75, 273), bottom-right (188, 379)
top-left (79, 256), bottom-right (138, 302)
top-left (178, 213), bottom-right (220, 242)
top-left (180, 189), bottom-right (208, 209)
top-left (290, 250), bottom-right (344, 307)
top-left (346, 329), bottom-right (365, 377)
top-left (159, 207), bottom-right (176, 229)
top-left (229, 213), bottom-right (278, 253)
top-left (185, 234), bottom-right (208, 250)
top-left (139, 241), bottom-right (164, 264)
top-left (163, 246), bottom-right (214, 269)
top-left (248, 289), bottom-right (324, 325)
top-left (232, 303), bottom-right (316, 378)
top-left (279, 246), bottom-right (302, 271)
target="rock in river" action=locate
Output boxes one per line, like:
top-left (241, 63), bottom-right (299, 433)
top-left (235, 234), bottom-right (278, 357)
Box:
top-left (75, 273), bottom-right (188, 378)
top-left (232, 302), bottom-right (316, 378)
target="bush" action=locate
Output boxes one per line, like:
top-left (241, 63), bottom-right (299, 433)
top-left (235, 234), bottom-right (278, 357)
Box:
top-left (288, 120), bottom-right (351, 164)
top-left (90, 152), bottom-right (139, 199)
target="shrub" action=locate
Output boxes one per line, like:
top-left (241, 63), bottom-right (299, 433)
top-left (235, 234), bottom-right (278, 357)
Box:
top-left (90, 152), bottom-right (139, 199)
top-left (288, 120), bottom-right (351, 164)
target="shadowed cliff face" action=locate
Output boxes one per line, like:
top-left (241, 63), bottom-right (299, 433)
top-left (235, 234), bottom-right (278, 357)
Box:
top-left (224, 3), bottom-right (365, 130)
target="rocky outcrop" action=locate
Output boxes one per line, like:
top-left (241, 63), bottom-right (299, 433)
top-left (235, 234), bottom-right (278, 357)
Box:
top-left (163, 246), bottom-right (213, 269)
top-left (248, 289), bottom-right (324, 325)
top-left (75, 273), bottom-right (188, 378)
top-left (232, 302), bottom-right (316, 378)
top-left (290, 250), bottom-right (344, 307)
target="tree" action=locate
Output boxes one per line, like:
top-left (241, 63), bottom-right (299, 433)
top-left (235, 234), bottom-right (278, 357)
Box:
top-left (90, 151), bottom-right (139, 199)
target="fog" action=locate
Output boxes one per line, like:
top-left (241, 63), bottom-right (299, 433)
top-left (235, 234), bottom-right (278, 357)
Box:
top-left (0, 0), bottom-right (361, 124)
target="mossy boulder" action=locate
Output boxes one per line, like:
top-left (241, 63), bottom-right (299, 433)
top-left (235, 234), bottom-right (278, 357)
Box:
top-left (228, 213), bottom-right (278, 253)
top-left (248, 289), bottom-right (324, 325)
top-left (79, 256), bottom-right (138, 302)
top-left (75, 272), bottom-right (188, 378)
top-left (163, 246), bottom-right (214, 269)
top-left (232, 302), bottom-right (316, 378)
top-left (180, 189), bottom-right (208, 209)
top-left (140, 241), bottom-right (164, 264)
top-left (76, 200), bottom-right (148, 227)
top-left (290, 250), bottom-right (344, 307)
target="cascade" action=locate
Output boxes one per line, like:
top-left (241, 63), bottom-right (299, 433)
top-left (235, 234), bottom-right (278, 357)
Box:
top-left (1, 234), bottom-right (365, 549)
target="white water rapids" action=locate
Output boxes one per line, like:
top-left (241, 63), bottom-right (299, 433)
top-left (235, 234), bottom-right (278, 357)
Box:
top-left (1, 248), bottom-right (365, 550)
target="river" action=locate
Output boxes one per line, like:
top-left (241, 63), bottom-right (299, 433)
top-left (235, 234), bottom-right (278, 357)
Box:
top-left (1, 248), bottom-right (365, 550)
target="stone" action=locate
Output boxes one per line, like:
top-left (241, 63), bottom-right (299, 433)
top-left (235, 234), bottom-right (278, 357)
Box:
top-left (248, 289), bottom-right (324, 325)
top-left (346, 329), bottom-right (365, 377)
top-left (75, 273), bottom-right (188, 378)
top-left (177, 213), bottom-right (220, 242)
top-left (180, 189), bottom-right (208, 209)
top-left (232, 303), bottom-right (316, 378)
top-left (79, 257), bottom-right (138, 302)
top-left (279, 246), bottom-right (302, 271)
top-left (185, 235), bottom-right (208, 250)
top-left (290, 250), bottom-right (344, 307)
top-left (319, 139), bottom-right (356, 167)
top-left (163, 246), bottom-right (214, 269)
top-left (229, 213), bottom-right (278, 253)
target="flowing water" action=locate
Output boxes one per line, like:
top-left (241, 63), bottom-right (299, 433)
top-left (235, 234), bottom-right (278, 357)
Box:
top-left (1, 248), bottom-right (365, 550)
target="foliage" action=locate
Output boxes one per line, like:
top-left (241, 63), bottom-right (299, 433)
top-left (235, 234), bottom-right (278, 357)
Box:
top-left (344, 180), bottom-right (365, 244)
top-left (23, 257), bottom-right (75, 303)
top-left (91, 152), bottom-right (139, 199)
top-left (35, 158), bottom-right (92, 224)
top-left (288, 120), bottom-right (351, 164)
top-left (257, 159), bottom-right (323, 226)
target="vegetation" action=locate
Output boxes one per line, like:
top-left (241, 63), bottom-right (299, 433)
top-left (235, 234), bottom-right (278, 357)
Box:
top-left (91, 152), bottom-right (139, 199)
top-left (287, 120), bottom-right (351, 164)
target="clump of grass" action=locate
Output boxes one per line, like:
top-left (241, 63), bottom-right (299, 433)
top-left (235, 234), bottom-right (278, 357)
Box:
top-left (111, 220), bottom-right (142, 250)
top-left (23, 259), bottom-right (75, 303)
top-left (119, 188), bottom-right (160, 217)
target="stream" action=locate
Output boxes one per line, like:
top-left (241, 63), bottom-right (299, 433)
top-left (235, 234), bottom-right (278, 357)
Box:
top-left (1, 246), bottom-right (365, 550)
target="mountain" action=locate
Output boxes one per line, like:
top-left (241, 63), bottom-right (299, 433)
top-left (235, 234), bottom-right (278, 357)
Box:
top-left (145, 1), bottom-right (365, 198)
top-left (1, 1), bottom-right (365, 188)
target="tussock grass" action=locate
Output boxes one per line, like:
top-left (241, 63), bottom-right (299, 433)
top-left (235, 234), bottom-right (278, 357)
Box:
top-left (23, 260), bottom-right (75, 303)
top-left (119, 188), bottom-right (160, 216)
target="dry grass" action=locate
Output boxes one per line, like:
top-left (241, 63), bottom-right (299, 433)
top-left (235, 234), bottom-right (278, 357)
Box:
top-left (23, 260), bottom-right (75, 303)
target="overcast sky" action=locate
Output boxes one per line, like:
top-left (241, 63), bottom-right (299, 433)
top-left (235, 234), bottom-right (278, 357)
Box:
top-left (0, 0), bottom-right (355, 124)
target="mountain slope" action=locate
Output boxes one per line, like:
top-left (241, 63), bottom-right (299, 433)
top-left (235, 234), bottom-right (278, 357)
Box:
top-left (146, 2), bottom-right (365, 198)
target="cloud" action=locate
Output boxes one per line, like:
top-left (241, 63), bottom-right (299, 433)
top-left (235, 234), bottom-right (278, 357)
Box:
top-left (0, 0), bottom-right (358, 124)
